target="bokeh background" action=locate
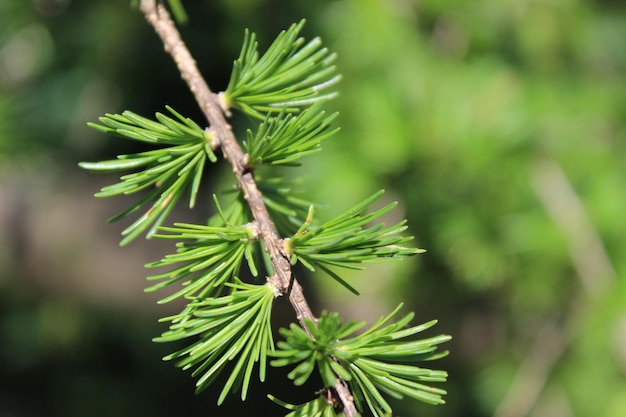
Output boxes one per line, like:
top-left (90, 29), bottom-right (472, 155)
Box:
top-left (1, 0), bottom-right (625, 416)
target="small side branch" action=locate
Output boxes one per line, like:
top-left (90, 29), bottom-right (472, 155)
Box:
top-left (138, 2), bottom-right (357, 415)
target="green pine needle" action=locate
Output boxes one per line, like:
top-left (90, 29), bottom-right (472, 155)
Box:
top-left (256, 176), bottom-right (315, 236)
top-left (267, 395), bottom-right (342, 417)
top-left (79, 107), bottom-right (216, 245)
top-left (285, 191), bottom-right (424, 292)
top-left (156, 281), bottom-right (275, 404)
top-left (206, 191), bottom-right (253, 228)
top-left (271, 306), bottom-right (451, 417)
top-left (244, 101), bottom-right (339, 168)
top-left (145, 220), bottom-right (259, 303)
top-left (166, 0), bottom-right (188, 24)
top-left (223, 19), bottom-right (341, 119)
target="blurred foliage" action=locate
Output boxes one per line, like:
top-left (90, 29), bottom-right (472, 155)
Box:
top-left (1, 0), bottom-right (625, 416)
top-left (305, 1), bottom-right (626, 416)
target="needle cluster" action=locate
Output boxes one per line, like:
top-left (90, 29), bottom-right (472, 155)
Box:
top-left (81, 10), bottom-right (449, 416)
top-left (272, 305), bottom-right (450, 416)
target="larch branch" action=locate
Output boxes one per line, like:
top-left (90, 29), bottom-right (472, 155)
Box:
top-left (137, 2), bottom-right (357, 415)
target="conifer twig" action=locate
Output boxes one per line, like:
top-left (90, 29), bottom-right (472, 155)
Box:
top-left (138, 1), bottom-right (357, 415)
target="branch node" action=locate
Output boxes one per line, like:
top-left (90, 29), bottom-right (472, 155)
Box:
top-left (267, 275), bottom-right (284, 297)
top-left (242, 153), bottom-right (252, 170)
top-left (217, 91), bottom-right (232, 117)
top-left (245, 221), bottom-right (260, 241)
top-left (280, 238), bottom-right (292, 259)
top-left (204, 127), bottom-right (220, 149)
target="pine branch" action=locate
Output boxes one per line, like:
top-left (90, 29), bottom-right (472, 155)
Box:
top-left (139, 0), bottom-right (308, 318)
top-left (138, 1), bottom-right (358, 414)
top-left (80, 3), bottom-right (448, 414)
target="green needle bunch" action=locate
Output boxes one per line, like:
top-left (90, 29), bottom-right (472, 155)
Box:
top-left (272, 305), bottom-right (451, 416)
top-left (156, 280), bottom-right (275, 404)
top-left (144, 218), bottom-right (259, 303)
top-left (223, 19), bottom-right (341, 119)
top-left (244, 102), bottom-right (338, 167)
top-left (81, 13), bottom-right (449, 417)
top-left (285, 190), bottom-right (424, 295)
top-left (79, 106), bottom-right (216, 245)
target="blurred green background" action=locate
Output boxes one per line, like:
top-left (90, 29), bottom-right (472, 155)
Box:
top-left (1, 0), bottom-right (625, 416)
